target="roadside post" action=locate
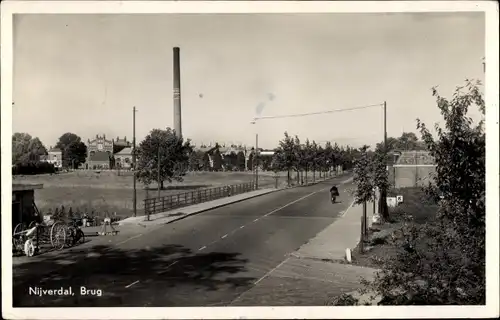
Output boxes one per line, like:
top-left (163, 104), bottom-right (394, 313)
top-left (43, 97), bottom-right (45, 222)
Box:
top-left (145, 184), bottom-right (150, 221)
top-left (360, 215), bottom-right (365, 253)
top-left (362, 201), bottom-right (367, 241)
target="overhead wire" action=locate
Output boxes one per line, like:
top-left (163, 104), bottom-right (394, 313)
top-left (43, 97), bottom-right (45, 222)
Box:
top-left (253, 103), bottom-right (384, 121)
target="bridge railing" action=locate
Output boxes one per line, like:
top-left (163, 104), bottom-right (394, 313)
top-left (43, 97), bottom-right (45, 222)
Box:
top-left (143, 181), bottom-right (256, 216)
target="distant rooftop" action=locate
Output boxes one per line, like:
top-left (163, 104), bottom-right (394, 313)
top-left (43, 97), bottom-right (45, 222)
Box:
top-left (115, 147), bottom-right (133, 155)
top-left (89, 151), bottom-right (111, 162)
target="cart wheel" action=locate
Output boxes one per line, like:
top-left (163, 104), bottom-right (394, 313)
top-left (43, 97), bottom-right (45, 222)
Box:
top-left (50, 222), bottom-right (67, 250)
top-left (24, 239), bottom-right (36, 257)
top-left (13, 223), bottom-right (25, 251)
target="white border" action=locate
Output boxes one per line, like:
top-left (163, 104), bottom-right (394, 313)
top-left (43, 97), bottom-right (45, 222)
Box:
top-left (1, 1), bottom-right (499, 319)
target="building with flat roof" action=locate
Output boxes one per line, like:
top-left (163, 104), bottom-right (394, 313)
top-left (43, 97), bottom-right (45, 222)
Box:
top-left (12, 183), bottom-right (43, 228)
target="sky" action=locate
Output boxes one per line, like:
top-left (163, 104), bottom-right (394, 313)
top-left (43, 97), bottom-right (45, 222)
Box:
top-left (12, 12), bottom-right (485, 149)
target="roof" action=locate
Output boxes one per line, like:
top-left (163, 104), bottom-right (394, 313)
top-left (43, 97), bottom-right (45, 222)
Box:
top-left (259, 151), bottom-right (275, 156)
top-left (48, 148), bottom-right (62, 153)
top-left (89, 151), bottom-right (111, 162)
top-left (115, 147), bottom-right (133, 155)
top-left (13, 183), bottom-right (44, 192)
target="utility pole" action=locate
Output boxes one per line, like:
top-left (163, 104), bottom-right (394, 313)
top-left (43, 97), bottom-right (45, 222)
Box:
top-left (133, 106), bottom-right (137, 217)
top-left (157, 146), bottom-right (161, 198)
top-left (255, 133), bottom-right (259, 189)
top-left (381, 101), bottom-right (388, 217)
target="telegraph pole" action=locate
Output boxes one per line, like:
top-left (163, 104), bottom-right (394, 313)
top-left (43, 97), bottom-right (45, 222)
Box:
top-left (381, 101), bottom-right (388, 217)
top-left (133, 106), bottom-right (137, 217)
top-left (157, 146), bottom-right (161, 198)
top-left (255, 133), bottom-right (259, 189)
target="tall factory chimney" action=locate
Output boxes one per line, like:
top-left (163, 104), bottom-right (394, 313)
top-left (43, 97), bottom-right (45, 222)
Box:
top-left (173, 47), bottom-right (182, 138)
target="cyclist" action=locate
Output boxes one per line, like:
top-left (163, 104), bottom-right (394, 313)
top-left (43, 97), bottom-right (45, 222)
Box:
top-left (330, 185), bottom-right (339, 203)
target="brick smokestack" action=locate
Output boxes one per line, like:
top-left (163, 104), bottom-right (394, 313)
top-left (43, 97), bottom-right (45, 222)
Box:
top-left (173, 47), bottom-right (182, 139)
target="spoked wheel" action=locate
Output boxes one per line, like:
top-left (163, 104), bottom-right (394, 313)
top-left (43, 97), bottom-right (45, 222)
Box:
top-left (13, 223), bottom-right (25, 252)
top-left (50, 221), bottom-right (67, 250)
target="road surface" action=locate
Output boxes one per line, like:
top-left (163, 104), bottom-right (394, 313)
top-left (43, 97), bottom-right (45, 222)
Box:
top-left (13, 176), bottom-right (355, 307)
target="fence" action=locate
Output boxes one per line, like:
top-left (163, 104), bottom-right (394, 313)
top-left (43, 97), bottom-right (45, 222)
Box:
top-left (388, 164), bottom-right (437, 188)
top-left (143, 181), bottom-right (256, 216)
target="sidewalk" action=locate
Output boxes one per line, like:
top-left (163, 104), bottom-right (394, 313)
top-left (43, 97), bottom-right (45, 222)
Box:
top-left (293, 200), bottom-right (374, 261)
top-left (118, 188), bottom-right (280, 227)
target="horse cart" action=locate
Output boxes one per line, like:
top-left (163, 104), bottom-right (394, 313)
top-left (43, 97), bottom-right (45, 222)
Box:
top-left (12, 220), bottom-right (69, 257)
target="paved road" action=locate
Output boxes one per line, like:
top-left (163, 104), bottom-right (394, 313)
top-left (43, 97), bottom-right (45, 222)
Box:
top-left (13, 175), bottom-right (355, 307)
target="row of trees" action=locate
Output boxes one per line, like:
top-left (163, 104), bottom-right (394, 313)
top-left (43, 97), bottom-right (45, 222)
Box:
top-left (188, 147), bottom-right (250, 172)
top-left (271, 132), bottom-right (364, 186)
top-left (133, 128), bottom-right (429, 188)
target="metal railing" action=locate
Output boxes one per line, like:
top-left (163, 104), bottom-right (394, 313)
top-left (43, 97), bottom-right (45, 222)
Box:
top-left (143, 181), bottom-right (256, 216)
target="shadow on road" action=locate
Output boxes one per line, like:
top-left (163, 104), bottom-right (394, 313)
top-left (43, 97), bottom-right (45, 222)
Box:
top-left (13, 244), bottom-right (254, 307)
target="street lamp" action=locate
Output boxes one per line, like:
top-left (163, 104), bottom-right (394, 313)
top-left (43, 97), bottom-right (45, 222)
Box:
top-left (250, 119), bottom-right (259, 189)
top-left (132, 106), bottom-right (138, 217)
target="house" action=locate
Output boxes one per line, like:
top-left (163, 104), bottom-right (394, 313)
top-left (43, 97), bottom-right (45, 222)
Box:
top-left (12, 183), bottom-right (43, 229)
top-left (114, 147), bottom-right (133, 169)
top-left (85, 134), bottom-right (131, 170)
top-left (40, 147), bottom-right (63, 168)
top-left (192, 142), bottom-right (275, 171)
top-left (87, 151), bottom-right (111, 170)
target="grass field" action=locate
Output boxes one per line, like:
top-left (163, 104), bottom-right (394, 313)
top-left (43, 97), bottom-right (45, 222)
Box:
top-left (13, 170), bottom-right (305, 218)
top-left (351, 187), bottom-right (439, 269)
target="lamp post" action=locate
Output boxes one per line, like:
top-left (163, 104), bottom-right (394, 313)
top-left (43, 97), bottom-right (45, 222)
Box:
top-left (157, 145), bottom-right (161, 198)
top-left (132, 106), bottom-right (138, 217)
top-left (250, 119), bottom-right (259, 189)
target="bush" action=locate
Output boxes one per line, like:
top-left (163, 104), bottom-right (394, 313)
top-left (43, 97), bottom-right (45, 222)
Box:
top-left (12, 161), bottom-right (57, 175)
top-left (329, 293), bottom-right (360, 306)
top-left (364, 80), bottom-right (485, 305)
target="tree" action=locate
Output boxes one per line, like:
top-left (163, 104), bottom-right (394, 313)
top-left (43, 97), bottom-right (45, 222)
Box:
top-left (12, 133), bottom-right (48, 164)
top-left (367, 80), bottom-right (486, 305)
top-left (223, 151), bottom-right (238, 171)
top-left (372, 150), bottom-right (390, 221)
top-left (202, 152), bottom-right (211, 171)
top-left (323, 142), bottom-right (335, 175)
top-left (135, 128), bottom-right (192, 189)
top-left (293, 135), bottom-right (302, 184)
top-left (273, 132), bottom-right (298, 186)
top-left (375, 133), bottom-right (427, 153)
top-left (352, 145), bottom-right (375, 205)
top-left (55, 132), bottom-right (87, 169)
top-left (212, 149), bottom-right (223, 171)
top-left (310, 140), bottom-right (319, 182)
top-left (188, 150), bottom-right (203, 171)
top-left (300, 139), bottom-right (314, 184)
top-left (246, 152), bottom-right (254, 171)
top-left (236, 151), bottom-right (246, 171)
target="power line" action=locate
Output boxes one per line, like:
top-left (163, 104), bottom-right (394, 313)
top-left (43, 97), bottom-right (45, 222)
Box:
top-left (253, 103), bottom-right (384, 121)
